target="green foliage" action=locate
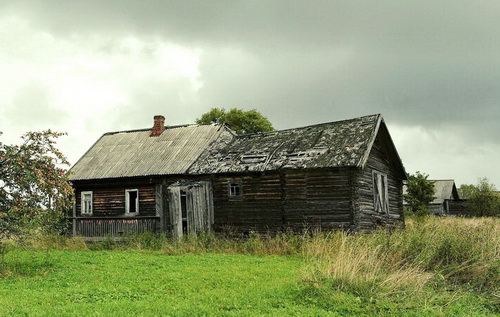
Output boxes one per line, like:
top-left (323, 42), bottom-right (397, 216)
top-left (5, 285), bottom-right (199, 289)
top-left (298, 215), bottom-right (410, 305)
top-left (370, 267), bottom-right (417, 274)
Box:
top-left (458, 183), bottom-right (478, 199)
top-left (0, 130), bottom-right (73, 236)
top-left (0, 236), bottom-right (498, 315)
top-left (461, 178), bottom-right (500, 217)
top-left (0, 218), bottom-right (499, 315)
top-left (196, 107), bottom-right (275, 135)
top-left (404, 171), bottom-right (436, 217)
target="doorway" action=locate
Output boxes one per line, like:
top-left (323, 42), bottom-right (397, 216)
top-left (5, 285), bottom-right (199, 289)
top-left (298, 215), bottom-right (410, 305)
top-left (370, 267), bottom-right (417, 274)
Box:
top-left (167, 181), bottom-right (214, 238)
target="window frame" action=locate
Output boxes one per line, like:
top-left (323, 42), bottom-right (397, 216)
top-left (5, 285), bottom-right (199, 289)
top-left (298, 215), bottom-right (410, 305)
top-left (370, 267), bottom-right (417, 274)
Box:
top-left (372, 170), bottom-right (389, 214)
top-left (228, 181), bottom-right (243, 199)
top-left (125, 189), bottom-right (139, 215)
top-left (81, 191), bottom-right (93, 216)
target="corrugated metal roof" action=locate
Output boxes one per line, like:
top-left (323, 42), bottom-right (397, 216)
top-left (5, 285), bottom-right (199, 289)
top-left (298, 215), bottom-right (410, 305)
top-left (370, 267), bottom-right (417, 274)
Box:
top-left (188, 114), bottom-right (381, 174)
top-left (69, 124), bottom-right (229, 180)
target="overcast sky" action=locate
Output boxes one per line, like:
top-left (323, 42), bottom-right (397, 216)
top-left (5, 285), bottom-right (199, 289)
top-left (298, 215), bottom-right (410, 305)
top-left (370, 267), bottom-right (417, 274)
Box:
top-left (1, 1), bottom-right (499, 188)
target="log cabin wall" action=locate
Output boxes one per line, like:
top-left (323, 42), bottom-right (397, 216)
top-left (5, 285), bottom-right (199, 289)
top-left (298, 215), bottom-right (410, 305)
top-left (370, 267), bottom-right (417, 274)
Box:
top-left (283, 169), bottom-right (354, 231)
top-left (353, 131), bottom-right (405, 231)
top-left (212, 173), bottom-right (283, 234)
top-left (211, 168), bottom-right (355, 234)
top-left (74, 184), bottom-right (157, 217)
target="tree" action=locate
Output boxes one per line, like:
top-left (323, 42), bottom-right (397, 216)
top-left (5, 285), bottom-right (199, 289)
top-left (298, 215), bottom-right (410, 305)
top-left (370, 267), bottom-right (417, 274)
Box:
top-left (196, 108), bottom-right (274, 135)
top-left (458, 184), bottom-right (477, 199)
top-left (0, 130), bottom-right (73, 235)
top-left (463, 178), bottom-right (500, 217)
top-left (404, 171), bottom-right (436, 217)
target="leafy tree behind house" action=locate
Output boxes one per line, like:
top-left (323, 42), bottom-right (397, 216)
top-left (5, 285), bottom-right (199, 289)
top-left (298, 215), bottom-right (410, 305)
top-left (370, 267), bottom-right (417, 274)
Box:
top-left (460, 178), bottom-right (500, 217)
top-left (0, 131), bottom-right (73, 236)
top-left (457, 184), bottom-right (477, 199)
top-left (196, 108), bottom-right (274, 135)
top-left (404, 171), bottom-right (436, 217)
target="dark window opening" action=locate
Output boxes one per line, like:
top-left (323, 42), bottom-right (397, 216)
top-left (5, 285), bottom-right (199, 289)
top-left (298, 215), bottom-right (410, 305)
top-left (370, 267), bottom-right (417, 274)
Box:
top-left (126, 189), bottom-right (139, 214)
top-left (181, 190), bottom-right (188, 235)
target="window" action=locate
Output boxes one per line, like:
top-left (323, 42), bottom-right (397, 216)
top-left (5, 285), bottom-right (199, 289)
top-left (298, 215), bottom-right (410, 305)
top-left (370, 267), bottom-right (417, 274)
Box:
top-left (228, 181), bottom-right (242, 198)
top-left (81, 191), bottom-right (93, 215)
top-left (125, 189), bottom-right (139, 214)
top-left (372, 171), bottom-right (389, 214)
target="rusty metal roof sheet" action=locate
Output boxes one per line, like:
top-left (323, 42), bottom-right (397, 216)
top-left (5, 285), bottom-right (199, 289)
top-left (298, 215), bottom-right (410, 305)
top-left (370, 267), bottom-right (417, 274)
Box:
top-left (188, 114), bottom-right (381, 174)
top-left (69, 124), bottom-right (230, 180)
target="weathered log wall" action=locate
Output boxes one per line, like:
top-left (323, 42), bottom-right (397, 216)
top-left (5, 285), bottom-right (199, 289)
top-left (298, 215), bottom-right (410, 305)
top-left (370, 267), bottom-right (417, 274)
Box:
top-left (283, 169), bottom-right (353, 231)
top-left (353, 129), bottom-right (404, 231)
top-left (74, 184), bottom-right (157, 217)
top-left (211, 169), bottom-right (354, 234)
top-left (448, 199), bottom-right (470, 216)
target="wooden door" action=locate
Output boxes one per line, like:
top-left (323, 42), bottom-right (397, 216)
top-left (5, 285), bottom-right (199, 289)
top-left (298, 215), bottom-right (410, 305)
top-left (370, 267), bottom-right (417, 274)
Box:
top-left (186, 181), bottom-right (214, 234)
top-left (168, 181), bottom-right (214, 238)
top-left (167, 186), bottom-right (182, 239)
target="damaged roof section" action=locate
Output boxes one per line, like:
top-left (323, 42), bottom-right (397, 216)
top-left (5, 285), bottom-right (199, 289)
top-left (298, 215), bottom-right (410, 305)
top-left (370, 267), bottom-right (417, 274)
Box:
top-left (189, 114), bottom-right (380, 174)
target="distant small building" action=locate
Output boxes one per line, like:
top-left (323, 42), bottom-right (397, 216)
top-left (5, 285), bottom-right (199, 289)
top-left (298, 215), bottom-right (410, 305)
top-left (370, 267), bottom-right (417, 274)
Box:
top-left (69, 114), bottom-right (407, 238)
top-left (429, 180), bottom-right (460, 215)
top-left (404, 179), bottom-right (465, 215)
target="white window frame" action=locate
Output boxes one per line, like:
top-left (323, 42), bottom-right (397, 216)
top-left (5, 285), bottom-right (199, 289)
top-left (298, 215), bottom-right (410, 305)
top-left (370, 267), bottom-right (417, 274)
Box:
top-left (81, 191), bottom-right (93, 215)
top-left (372, 171), bottom-right (389, 214)
top-left (125, 189), bottom-right (139, 215)
top-left (228, 181), bottom-right (242, 199)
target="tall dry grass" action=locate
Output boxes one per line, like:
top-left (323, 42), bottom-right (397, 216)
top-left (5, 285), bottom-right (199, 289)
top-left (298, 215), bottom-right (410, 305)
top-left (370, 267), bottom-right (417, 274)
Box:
top-left (302, 231), bottom-right (433, 296)
top-left (303, 216), bottom-right (500, 295)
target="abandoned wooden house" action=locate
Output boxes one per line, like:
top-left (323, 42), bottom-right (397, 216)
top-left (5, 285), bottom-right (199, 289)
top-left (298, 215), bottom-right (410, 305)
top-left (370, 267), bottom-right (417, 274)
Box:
top-left (428, 180), bottom-right (461, 215)
top-left (69, 114), bottom-right (407, 238)
top-left (403, 179), bottom-right (467, 215)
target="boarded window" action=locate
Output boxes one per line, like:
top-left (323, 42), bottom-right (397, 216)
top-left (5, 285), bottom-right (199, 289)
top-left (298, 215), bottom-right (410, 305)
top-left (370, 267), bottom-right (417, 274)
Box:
top-left (241, 154), bottom-right (268, 164)
top-left (228, 182), bottom-right (242, 198)
top-left (81, 191), bottom-right (93, 215)
top-left (125, 189), bottom-right (139, 214)
top-left (373, 171), bottom-right (389, 214)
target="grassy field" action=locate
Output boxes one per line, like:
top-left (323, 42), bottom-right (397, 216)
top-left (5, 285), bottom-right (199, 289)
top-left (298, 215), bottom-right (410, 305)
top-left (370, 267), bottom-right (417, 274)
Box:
top-left (0, 217), bottom-right (498, 316)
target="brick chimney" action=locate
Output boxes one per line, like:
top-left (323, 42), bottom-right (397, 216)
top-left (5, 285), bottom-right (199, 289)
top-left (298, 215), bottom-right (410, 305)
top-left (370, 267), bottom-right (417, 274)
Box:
top-left (150, 115), bottom-right (165, 137)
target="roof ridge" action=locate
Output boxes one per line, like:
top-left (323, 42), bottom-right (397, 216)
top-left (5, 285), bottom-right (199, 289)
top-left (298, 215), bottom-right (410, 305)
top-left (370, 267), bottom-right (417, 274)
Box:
top-left (236, 114), bottom-right (380, 139)
top-left (102, 123), bottom-right (214, 136)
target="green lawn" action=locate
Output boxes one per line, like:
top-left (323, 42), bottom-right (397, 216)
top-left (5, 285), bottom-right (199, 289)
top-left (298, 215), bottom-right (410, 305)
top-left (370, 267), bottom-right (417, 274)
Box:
top-left (0, 248), bottom-right (497, 316)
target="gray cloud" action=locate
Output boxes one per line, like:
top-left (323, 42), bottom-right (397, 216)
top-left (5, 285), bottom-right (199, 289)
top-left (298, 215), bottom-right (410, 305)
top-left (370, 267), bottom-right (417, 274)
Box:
top-left (1, 1), bottom-right (499, 186)
top-left (5, 81), bottom-right (69, 129)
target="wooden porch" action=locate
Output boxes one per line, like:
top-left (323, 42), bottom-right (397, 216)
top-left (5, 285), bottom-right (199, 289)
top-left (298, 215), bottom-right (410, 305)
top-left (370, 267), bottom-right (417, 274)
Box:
top-left (72, 216), bottom-right (161, 238)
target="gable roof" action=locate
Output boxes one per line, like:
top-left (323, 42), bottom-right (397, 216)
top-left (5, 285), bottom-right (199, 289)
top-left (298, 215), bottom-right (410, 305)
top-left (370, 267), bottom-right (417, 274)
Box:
top-left (69, 124), bottom-right (232, 181)
top-left (189, 114), bottom-right (404, 174)
top-left (70, 114), bottom-right (406, 181)
top-left (430, 180), bottom-right (460, 204)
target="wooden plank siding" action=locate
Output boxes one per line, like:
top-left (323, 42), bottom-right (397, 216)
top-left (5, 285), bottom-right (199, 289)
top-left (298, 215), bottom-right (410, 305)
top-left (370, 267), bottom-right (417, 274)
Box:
top-left (211, 169), bottom-right (355, 234)
top-left (284, 169), bottom-right (353, 231)
top-left (353, 131), bottom-right (404, 231)
top-left (75, 184), bottom-right (157, 217)
top-left (448, 199), bottom-right (469, 216)
top-left (212, 174), bottom-right (283, 234)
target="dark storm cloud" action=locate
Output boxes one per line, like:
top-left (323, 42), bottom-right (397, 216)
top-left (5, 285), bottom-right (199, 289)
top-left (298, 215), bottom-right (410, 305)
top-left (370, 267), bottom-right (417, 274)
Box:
top-left (4, 1), bottom-right (500, 125)
top-left (2, 1), bottom-right (499, 184)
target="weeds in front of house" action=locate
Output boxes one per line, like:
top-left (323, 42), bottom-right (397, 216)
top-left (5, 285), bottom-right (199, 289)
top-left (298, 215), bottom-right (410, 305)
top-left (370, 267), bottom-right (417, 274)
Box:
top-left (303, 217), bottom-right (499, 300)
top-left (1, 216), bottom-right (498, 314)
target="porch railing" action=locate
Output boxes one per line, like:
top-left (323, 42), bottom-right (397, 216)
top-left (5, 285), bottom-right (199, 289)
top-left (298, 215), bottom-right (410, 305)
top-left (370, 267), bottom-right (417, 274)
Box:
top-left (72, 216), bottom-right (160, 238)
